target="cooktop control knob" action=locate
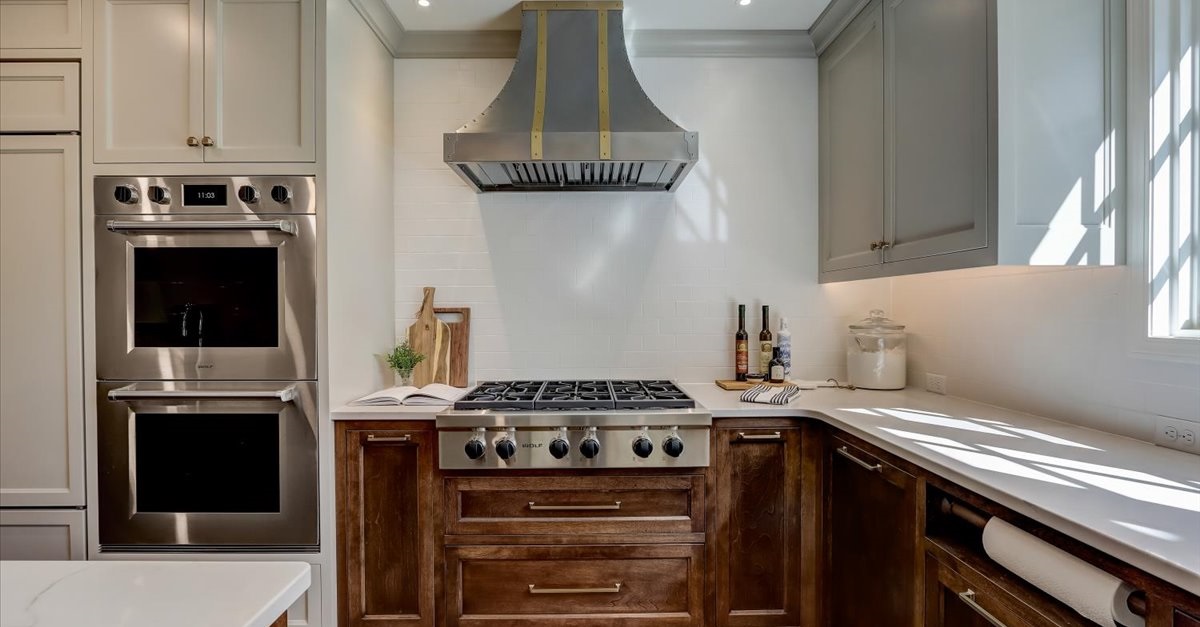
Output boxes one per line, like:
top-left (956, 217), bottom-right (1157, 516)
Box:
top-left (495, 437), bottom-right (517, 461)
top-left (549, 437), bottom-right (570, 459)
top-left (579, 427), bottom-right (601, 459)
top-left (237, 185), bottom-right (260, 204)
top-left (114, 184), bottom-right (139, 204)
top-left (270, 184), bottom-right (292, 204)
top-left (464, 439), bottom-right (486, 460)
top-left (148, 185), bottom-right (170, 205)
top-left (663, 434), bottom-right (685, 458)
top-left (632, 435), bottom-right (654, 458)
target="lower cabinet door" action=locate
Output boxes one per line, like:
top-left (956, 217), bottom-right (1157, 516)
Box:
top-left (924, 551), bottom-right (1087, 627)
top-left (0, 509), bottom-right (86, 560)
top-left (444, 544), bottom-right (705, 626)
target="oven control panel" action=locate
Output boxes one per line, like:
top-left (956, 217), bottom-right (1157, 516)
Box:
top-left (94, 176), bottom-right (315, 215)
top-left (438, 425), bottom-right (710, 470)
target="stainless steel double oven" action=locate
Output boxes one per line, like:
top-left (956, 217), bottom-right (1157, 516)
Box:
top-left (95, 176), bottom-right (318, 552)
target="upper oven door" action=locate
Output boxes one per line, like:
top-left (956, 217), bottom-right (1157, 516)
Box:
top-left (95, 213), bottom-right (317, 380)
top-left (97, 381), bottom-right (319, 551)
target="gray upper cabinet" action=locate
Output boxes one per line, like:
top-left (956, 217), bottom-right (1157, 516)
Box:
top-left (884, 0), bottom-right (989, 264)
top-left (819, 0), bottom-right (885, 274)
top-left (818, 0), bottom-right (1123, 283)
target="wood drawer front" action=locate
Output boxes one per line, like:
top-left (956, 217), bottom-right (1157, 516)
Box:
top-left (445, 544), bottom-right (704, 626)
top-left (0, 63), bottom-right (79, 132)
top-left (445, 476), bottom-right (704, 535)
top-left (924, 549), bottom-right (1089, 627)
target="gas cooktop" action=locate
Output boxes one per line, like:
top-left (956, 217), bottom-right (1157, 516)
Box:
top-left (453, 379), bottom-right (695, 411)
top-left (437, 380), bottom-right (710, 470)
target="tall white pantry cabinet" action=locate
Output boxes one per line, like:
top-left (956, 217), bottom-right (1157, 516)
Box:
top-left (0, 62), bottom-right (87, 560)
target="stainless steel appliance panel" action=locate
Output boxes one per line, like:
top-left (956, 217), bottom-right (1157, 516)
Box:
top-left (97, 381), bottom-right (319, 551)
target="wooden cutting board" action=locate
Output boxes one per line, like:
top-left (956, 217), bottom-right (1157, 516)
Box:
top-left (715, 379), bottom-right (797, 391)
top-left (406, 287), bottom-right (451, 387)
top-left (434, 306), bottom-right (470, 388)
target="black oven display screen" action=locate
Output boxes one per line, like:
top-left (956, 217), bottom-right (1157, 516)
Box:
top-left (182, 184), bottom-right (227, 206)
top-left (136, 413), bottom-right (280, 513)
top-left (133, 247), bottom-right (279, 348)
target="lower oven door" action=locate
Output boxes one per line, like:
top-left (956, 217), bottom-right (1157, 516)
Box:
top-left (98, 381), bottom-right (319, 552)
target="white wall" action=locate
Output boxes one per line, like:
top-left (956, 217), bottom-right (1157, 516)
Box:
top-left (892, 266), bottom-right (1200, 442)
top-left (394, 57), bottom-right (887, 383)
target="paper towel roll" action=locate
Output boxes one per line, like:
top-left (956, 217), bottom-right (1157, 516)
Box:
top-left (981, 517), bottom-right (1144, 627)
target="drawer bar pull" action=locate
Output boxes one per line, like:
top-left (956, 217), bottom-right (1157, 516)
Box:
top-left (958, 590), bottom-right (1008, 627)
top-left (736, 431), bottom-right (782, 441)
top-left (528, 583), bottom-right (622, 594)
top-left (366, 434), bottom-right (412, 443)
top-left (837, 446), bottom-right (883, 472)
top-left (528, 501), bottom-right (622, 511)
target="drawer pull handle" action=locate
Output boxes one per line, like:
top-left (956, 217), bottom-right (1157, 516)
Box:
top-left (736, 431), bottom-right (782, 441)
top-left (837, 446), bottom-right (883, 472)
top-left (528, 501), bottom-right (622, 511)
top-left (958, 589), bottom-right (1008, 627)
top-left (366, 434), bottom-right (412, 443)
top-left (528, 583), bottom-right (622, 594)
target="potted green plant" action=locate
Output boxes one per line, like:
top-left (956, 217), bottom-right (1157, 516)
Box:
top-left (386, 340), bottom-right (425, 387)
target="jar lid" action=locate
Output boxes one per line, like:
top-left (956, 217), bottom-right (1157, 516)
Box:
top-left (849, 309), bottom-right (905, 331)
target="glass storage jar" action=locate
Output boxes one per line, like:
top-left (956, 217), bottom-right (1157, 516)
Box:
top-left (846, 309), bottom-right (907, 390)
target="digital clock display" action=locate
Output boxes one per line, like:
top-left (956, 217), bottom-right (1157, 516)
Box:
top-left (182, 184), bottom-right (228, 206)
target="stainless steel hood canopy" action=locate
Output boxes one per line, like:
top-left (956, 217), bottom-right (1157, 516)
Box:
top-left (444, 1), bottom-right (699, 192)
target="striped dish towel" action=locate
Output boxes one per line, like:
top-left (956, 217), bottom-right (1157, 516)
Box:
top-left (739, 384), bottom-right (801, 405)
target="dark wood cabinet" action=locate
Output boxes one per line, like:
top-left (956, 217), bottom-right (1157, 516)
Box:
top-left (924, 551), bottom-right (1040, 627)
top-left (827, 436), bottom-right (919, 627)
top-left (711, 422), bottom-right (804, 626)
top-left (338, 426), bottom-right (436, 627)
top-left (1177, 609), bottom-right (1200, 627)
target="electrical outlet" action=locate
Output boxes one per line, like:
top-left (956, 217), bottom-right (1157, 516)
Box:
top-left (925, 373), bottom-right (947, 395)
top-left (1155, 416), bottom-right (1200, 453)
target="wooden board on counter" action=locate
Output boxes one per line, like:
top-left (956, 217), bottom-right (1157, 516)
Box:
top-left (434, 306), bottom-right (470, 388)
top-left (715, 379), bottom-right (798, 391)
top-left (406, 287), bottom-right (451, 387)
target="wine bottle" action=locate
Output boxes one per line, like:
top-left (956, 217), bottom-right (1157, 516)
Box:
top-left (777, 316), bottom-right (792, 377)
top-left (769, 347), bottom-right (785, 383)
top-left (759, 305), bottom-right (773, 376)
top-left (735, 305), bottom-right (749, 381)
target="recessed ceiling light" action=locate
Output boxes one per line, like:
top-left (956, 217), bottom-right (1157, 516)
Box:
top-left (416, 0), bottom-right (430, 6)
top-left (736, 0), bottom-right (751, 5)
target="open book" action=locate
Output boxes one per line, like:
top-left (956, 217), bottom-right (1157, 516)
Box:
top-left (350, 383), bottom-right (469, 407)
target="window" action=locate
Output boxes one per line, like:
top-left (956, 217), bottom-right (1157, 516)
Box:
top-left (1147, 0), bottom-right (1200, 339)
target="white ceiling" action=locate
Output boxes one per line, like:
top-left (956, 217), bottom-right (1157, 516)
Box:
top-left (385, 0), bottom-right (832, 31)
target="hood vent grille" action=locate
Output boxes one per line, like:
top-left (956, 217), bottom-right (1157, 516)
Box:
top-left (444, 1), bottom-right (698, 193)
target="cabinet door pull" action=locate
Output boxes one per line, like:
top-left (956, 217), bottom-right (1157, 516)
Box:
top-left (958, 590), bottom-right (1008, 627)
top-left (836, 446), bottom-right (882, 472)
top-left (186, 136), bottom-right (200, 147)
top-left (528, 583), bottom-right (622, 594)
top-left (528, 501), bottom-right (621, 511)
top-left (366, 434), bottom-right (411, 443)
top-left (200, 136), bottom-right (214, 147)
top-left (736, 431), bottom-right (782, 441)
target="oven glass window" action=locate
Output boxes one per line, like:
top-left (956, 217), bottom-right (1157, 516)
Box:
top-left (133, 248), bottom-right (279, 348)
top-left (135, 413), bottom-right (280, 513)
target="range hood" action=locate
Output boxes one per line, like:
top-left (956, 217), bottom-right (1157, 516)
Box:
top-left (444, 1), bottom-right (699, 193)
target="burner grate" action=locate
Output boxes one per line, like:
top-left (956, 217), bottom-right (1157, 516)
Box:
top-left (452, 379), bottom-right (695, 411)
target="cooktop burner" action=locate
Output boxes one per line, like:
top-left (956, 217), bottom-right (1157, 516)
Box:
top-left (453, 379), bottom-right (696, 411)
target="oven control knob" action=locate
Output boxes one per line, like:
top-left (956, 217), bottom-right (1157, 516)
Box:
top-left (114, 184), bottom-right (139, 204)
top-left (632, 436), bottom-right (654, 458)
top-left (495, 438), bottom-right (517, 461)
top-left (270, 185), bottom-right (292, 204)
top-left (237, 185), bottom-right (260, 204)
top-left (148, 185), bottom-right (171, 205)
top-left (579, 437), bottom-right (601, 459)
top-left (548, 437), bottom-right (570, 459)
top-left (464, 439), bottom-right (486, 460)
top-left (663, 435), bottom-right (685, 458)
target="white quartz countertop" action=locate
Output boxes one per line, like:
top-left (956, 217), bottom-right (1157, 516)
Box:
top-left (0, 560), bottom-right (310, 627)
top-left (331, 382), bottom-right (1200, 594)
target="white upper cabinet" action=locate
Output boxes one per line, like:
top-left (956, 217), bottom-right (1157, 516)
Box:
top-left (0, 135), bottom-right (85, 508)
top-left (819, 0), bottom-right (1124, 282)
top-left (0, 0), bottom-right (83, 49)
top-left (95, 0), bottom-right (314, 163)
top-left (204, 0), bottom-right (315, 162)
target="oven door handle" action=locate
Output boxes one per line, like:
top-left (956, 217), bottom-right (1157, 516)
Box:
top-left (106, 219), bottom-right (298, 235)
top-left (107, 385), bottom-right (298, 403)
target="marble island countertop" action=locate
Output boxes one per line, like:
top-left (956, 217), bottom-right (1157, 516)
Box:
top-left (332, 384), bottom-right (1200, 594)
top-left (0, 560), bottom-right (310, 627)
